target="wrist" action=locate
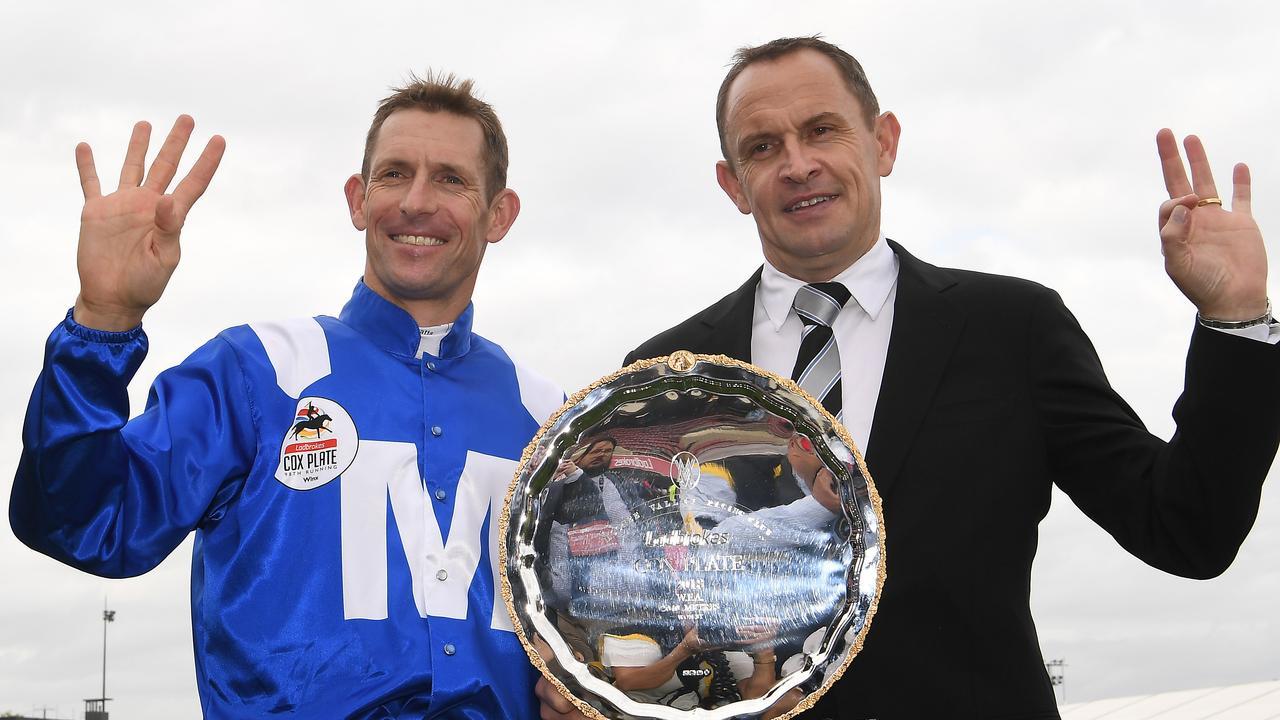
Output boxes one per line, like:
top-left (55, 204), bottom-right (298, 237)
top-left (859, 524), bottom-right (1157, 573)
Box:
top-left (1198, 298), bottom-right (1273, 329)
top-left (74, 296), bottom-right (146, 332)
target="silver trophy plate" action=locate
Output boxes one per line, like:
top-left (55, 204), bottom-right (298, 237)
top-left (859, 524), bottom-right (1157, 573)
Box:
top-left (501, 352), bottom-right (885, 719)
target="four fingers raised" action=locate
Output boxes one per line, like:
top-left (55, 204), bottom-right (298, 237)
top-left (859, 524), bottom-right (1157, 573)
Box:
top-left (81, 116), bottom-right (225, 221)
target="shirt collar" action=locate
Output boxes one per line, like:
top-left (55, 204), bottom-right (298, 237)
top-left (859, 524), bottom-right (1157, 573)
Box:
top-left (337, 280), bottom-right (474, 359)
top-left (759, 236), bottom-right (899, 332)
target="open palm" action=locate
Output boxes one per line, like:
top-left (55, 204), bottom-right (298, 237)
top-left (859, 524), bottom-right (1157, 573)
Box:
top-left (74, 115), bottom-right (225, 331)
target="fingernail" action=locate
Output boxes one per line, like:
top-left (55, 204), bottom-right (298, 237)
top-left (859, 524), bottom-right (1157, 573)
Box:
top-left (1172, 205), bottom-right (1189, 223)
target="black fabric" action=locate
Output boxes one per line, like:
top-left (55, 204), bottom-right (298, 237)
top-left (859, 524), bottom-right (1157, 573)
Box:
top-left (719, 455), bottom-right (805, 513)
top-left (625, 239), bottom-right (1280, 719)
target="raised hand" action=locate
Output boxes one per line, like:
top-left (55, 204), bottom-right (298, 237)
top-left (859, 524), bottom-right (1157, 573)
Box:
top-left (554, 459), bottom-right (581, 481)
top-left (1156, 129), bottom-right (1267, 321)
top-left (73, 115), bottom-right (226, 331)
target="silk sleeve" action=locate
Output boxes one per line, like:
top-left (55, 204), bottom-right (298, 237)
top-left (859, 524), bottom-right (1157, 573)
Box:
top-left (10, 311), bottom-right (257, 578)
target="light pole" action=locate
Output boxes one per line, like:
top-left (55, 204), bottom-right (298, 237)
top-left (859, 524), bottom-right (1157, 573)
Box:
top-left (85, 601), bottom-right (115, 719)
top-left (102, 601), bottom-right (115, 707)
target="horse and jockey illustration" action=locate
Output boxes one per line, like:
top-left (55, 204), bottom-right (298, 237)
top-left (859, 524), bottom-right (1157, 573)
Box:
top-left (289, 402), bottom-right (333, 441)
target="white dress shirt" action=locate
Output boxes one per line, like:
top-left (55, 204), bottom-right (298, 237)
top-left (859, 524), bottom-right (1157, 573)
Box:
top-left (751, 236), bottom-right (899, 452)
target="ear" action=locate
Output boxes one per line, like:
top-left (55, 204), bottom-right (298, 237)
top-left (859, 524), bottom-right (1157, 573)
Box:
top-left (875, 111), bottom-right (902, 177)
top-left (484, 188), bottom-right (521, 243)
top-left (716, 160), bottom-right (752, 215)
top-left (344, 174), bottom-right (368, 231)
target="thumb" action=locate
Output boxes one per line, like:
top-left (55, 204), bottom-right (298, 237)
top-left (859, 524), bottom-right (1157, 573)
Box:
top-left (154, 194), bottom-right (186, 243)
top-left (1159, 203), bottom-right (1191, 258)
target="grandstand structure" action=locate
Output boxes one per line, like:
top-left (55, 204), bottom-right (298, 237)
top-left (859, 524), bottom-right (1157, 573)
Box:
top-left (1059, 680), bottom-right (1280, 718)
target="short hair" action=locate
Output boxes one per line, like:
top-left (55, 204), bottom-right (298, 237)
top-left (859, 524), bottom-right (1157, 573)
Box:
top-left (579, 436), bottom-right (618, 456)
top-left (715, 36), bottom-right (880, 166)
top-left (361, 71), bottom-right (509, 202)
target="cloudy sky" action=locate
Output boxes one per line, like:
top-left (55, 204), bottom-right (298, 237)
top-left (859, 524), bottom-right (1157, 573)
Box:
top-left (3, 1), bottom-right (1279, 717)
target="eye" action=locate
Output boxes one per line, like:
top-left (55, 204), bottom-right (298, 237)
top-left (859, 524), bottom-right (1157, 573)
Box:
top-left (752, 142), bottom-right (772, 155)
top-left (812, 126), bottom-right (831, 137)
top-left (441, 175), bottom-right (464, 185)
top-left (381, 169), bottom-right (405, 180)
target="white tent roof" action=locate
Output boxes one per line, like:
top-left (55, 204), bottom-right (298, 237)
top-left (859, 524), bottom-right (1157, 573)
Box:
top-left (1059, 680), bottom-right (1280, 719)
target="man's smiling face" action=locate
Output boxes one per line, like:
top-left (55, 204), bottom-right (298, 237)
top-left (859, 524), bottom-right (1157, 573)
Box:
top-left (716, 49), bottom-right (900, 282)
top-left (345, 108), bottom-right (514, 323)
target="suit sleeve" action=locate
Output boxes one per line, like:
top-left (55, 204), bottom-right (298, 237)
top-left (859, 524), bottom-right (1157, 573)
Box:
top-left (10, 312), bottom-right (257, 578)
top-left (1030, 290), bottom-right (1280, 578)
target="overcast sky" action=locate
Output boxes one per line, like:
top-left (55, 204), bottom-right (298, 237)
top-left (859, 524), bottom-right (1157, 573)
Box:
top-left (3, 1), bottom-right (1279, 717)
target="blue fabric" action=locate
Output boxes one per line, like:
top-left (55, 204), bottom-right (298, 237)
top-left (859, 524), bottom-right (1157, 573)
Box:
top-left (12, 283), bottom-right (543, 719)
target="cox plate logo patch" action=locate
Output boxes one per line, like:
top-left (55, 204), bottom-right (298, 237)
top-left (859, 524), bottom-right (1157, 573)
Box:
top-left (275, 397), bottom-right (359, 490)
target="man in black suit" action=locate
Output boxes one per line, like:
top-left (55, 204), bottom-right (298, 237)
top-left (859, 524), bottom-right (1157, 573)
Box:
top-left (539, 37), bottom-right (1279, 719)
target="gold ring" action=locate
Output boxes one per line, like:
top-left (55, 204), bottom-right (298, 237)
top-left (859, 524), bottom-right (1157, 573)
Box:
top-left (1197, 197), bottom-right (1223, 207)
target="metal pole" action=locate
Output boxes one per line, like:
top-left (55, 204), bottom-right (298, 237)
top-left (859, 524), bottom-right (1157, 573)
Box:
top-left (103, 600), bottom-right (108, 702)
top-left (102, 599), bottom-right (116, 708)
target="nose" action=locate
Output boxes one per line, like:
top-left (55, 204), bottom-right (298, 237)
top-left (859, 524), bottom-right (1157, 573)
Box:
top-left (779, 137), bottom-right (819, 184)
top-left (400, 174), bottom-right (439, 217)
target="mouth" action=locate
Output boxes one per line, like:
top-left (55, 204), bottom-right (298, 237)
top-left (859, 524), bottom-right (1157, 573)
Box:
top-left (391, 234), bottom-right (446, 246)
top-left (784, 194), bottom-right (839, 213)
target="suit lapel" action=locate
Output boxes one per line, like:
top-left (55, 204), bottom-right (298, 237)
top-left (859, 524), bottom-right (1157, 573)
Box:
top-left (699, 267), bottom-right (760, 363)
top-left (865, 241), bottom-right (965, 498)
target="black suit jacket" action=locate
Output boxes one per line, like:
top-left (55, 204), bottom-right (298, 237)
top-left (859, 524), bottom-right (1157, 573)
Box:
top-left (625, 240), bottom-right (1280, 719)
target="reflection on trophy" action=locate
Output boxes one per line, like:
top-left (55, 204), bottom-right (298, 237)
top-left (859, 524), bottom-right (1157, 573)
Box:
top-left (503, 352), bottom-right (884, 720)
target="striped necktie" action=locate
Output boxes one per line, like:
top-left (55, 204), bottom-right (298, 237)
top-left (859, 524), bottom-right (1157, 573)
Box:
top-left (790, 282), bottom-right (852, 418)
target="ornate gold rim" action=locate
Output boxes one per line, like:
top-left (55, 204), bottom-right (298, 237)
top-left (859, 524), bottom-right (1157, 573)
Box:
top-left (498, 352), bottom-right (887, 720)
